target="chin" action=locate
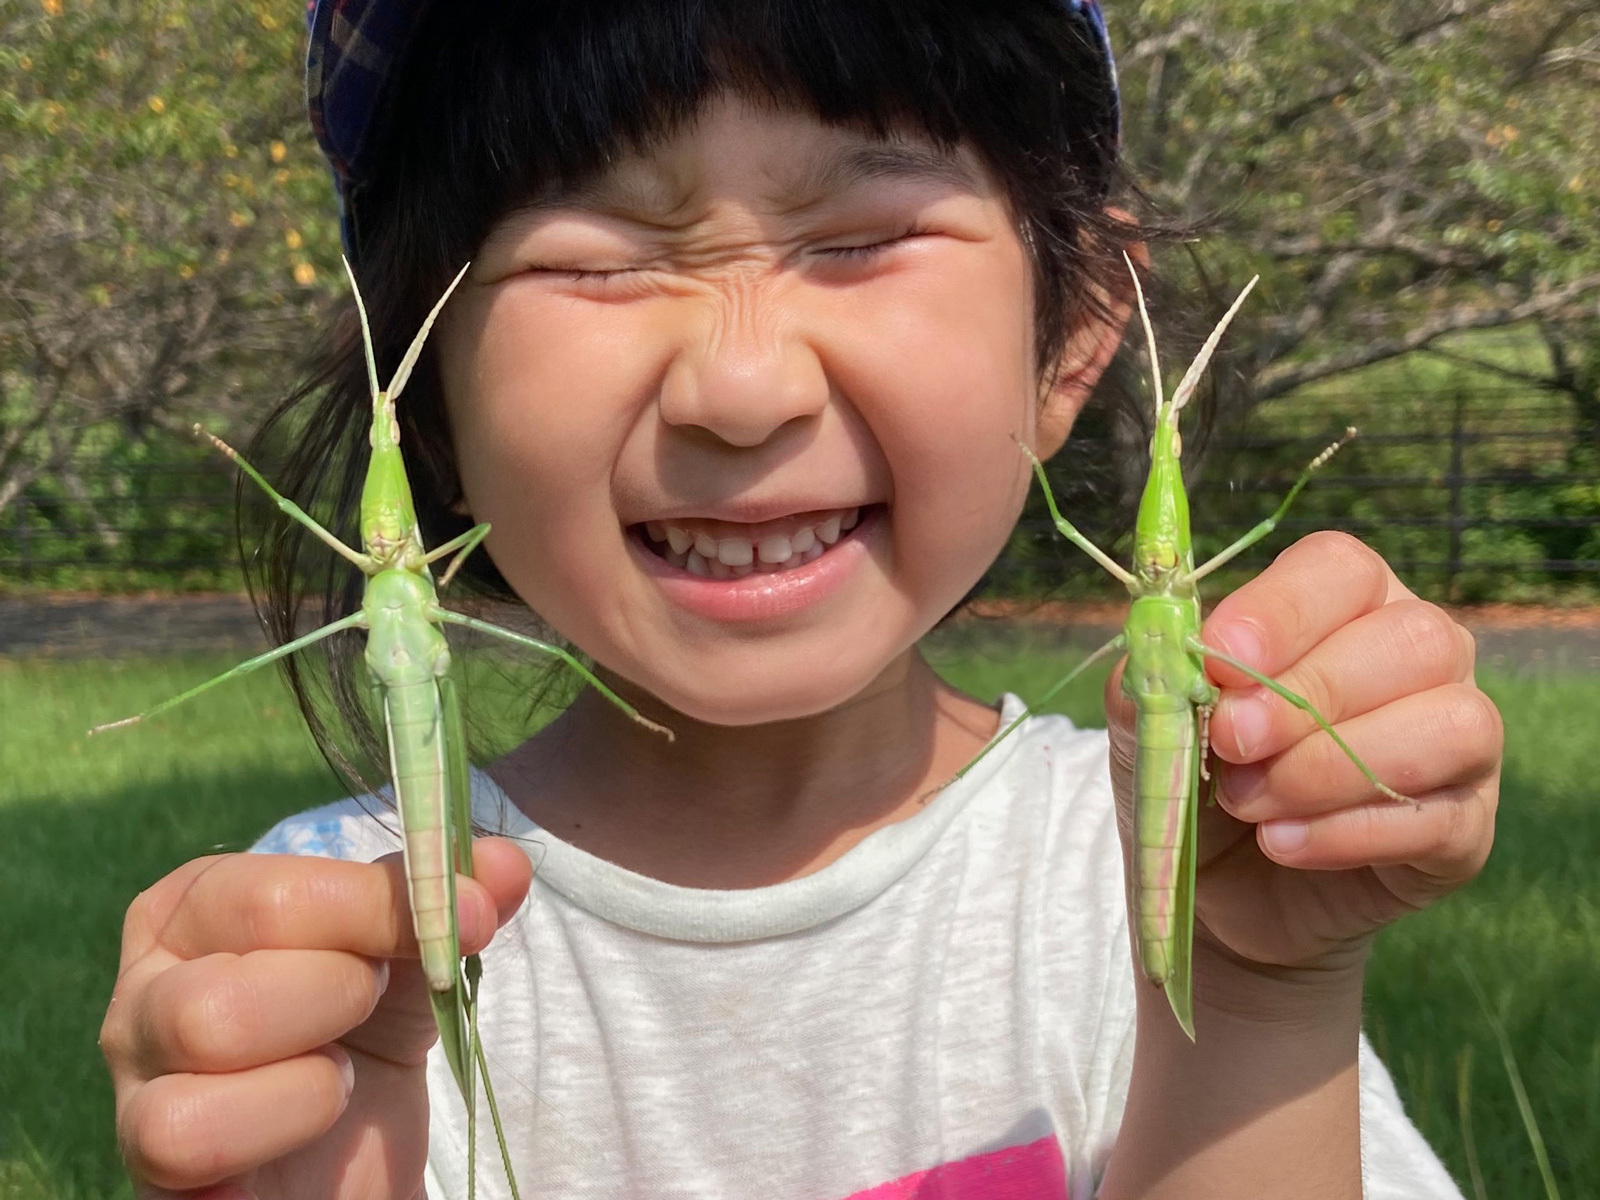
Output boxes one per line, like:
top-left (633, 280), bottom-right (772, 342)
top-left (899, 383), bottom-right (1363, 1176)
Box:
top-left (631, 648), bottom-right (904, 729)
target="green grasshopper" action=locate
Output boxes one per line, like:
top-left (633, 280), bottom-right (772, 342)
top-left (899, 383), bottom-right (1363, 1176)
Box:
top-left (975, 255), bottom-right (1408, 1040)
top-left (93, 258), bottom-right (672, 1197)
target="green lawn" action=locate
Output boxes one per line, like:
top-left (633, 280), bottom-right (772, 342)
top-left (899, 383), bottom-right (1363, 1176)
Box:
top-left (1, 639), bottom-right (1594, 1198)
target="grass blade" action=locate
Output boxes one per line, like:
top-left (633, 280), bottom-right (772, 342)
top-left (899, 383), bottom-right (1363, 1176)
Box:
top-left (1456, 1046), bottom-right (1488, 1200)
top-left (1459, 958), bottom-right (1562, 1200)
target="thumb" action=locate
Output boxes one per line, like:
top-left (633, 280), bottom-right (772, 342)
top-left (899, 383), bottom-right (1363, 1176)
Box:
top-left (1102, 657), bottom-right (1138, 846)
top-left (468, 837), bottom-right (535, 939)
top-left (1103, 656), bottom-right (1136, 778)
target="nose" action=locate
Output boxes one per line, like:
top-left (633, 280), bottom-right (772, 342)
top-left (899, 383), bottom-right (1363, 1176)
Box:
top-left (657, 282), bottom-right (828, 448)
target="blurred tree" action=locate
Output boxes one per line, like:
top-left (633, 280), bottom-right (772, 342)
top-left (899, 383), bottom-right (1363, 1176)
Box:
top-left (0, 0), bottom-right (339, 532)
top-left (2, 0), bottom-right (1598, 591)
top-left (1110, 0), bottom-right (1600, 404)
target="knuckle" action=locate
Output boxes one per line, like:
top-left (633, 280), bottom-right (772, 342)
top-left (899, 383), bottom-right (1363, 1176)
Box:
top-left (1296, 530), bottom-right (1384, 593)
top-left (240, 875), bottom-right (311, 947)
top-left (119, 886), bottom-right (165, 959)
top-left (170, 967), bottom-right (252, 1066)
top-left (1389, 600), bottom-right (1466, 676)
top-left (1460, 624), bottom-right (1478, 673)
top-left (120, 1085), bottom-right (222, 1187)
top-left (123, 886), bottom-right (158, 935)
top-left (99, 1000), bottom-right (132, 1070)
top-left (1433, 793), bottom-right (1479, 865)
top-left (1438, 683), bottom-right (1503, 751)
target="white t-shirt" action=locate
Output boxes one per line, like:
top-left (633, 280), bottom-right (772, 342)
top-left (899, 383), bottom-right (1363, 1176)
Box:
top-left (254, 695), bottom-right (1463, 1200)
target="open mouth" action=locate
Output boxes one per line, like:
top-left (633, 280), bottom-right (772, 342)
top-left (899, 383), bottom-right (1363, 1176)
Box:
top-left (631, 505), bottom-right (877, 579)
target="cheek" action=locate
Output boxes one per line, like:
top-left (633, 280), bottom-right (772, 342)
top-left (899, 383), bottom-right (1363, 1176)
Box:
top-left (823, 255), bottom-right (1037, 598)
top-left (439, 292), bottom-right (646, 596)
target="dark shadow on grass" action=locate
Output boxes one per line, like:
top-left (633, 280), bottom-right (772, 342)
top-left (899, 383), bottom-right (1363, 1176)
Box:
top-left (0, 764), bottom-right (343, 1199)
top-left (1365, 750), bottom-right (1599, 1199)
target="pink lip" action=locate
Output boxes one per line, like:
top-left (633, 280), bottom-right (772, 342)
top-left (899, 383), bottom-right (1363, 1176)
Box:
top-left (628, 509), bottom-right (880, 623)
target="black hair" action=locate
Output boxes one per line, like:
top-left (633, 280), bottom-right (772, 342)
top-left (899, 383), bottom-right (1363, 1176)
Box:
top-left (247, 0), bottom-right (1201, 785)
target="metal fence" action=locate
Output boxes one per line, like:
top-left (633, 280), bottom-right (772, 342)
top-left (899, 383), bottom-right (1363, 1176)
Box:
top-left (3, 385), bottom-right (1597, 601)
top-left (996, 384), bottom-right (1598, 603)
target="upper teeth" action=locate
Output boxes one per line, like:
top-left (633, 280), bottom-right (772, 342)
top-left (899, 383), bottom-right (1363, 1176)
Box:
top-left (643, 507), bottom-right (862, 574)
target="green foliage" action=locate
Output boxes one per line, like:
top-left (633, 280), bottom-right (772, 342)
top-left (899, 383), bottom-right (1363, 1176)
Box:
top-left (1010, 327), bottom-right (1600, 606)
top-left (1109, 0), bottom-right (1600, 396)
top-left (0, 0), bottom-right (342, 570)
top-left (1, 0), bottom-right (339, 290)
top-left (3, 0), bottom-right (1598, 600)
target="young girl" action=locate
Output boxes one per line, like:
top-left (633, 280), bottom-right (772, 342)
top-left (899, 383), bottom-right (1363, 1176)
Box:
top-left (100, 2), bottom-right (1500, 1197)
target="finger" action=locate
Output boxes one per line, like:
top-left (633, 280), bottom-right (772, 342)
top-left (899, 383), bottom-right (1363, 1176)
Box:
top-left (1253, 787), bottom-right (1495, 883)
top-left (120, 1047), bottom-right (354, 1190)
top-left (338, 959), bottom-right (445, 1068)
top-left (1102, 657), bottom-right (1137, 787)
top-left (130, 950), bottom-right (387, 1078)
top-left (471, 836), bottom-right (536, 928)
top-left (120, 855), bottom-right (234, 969)
top-left (1217, 683), bottom-right (1503, 823)
top-left (1103, 656), bottom-right (1135, 748)
top-left (1209, 598), bottom-right (1475, 763)
top-left (1201, 531), bottom-right (1392, 686)
top-left (143, 840), bottom-right (531, 963)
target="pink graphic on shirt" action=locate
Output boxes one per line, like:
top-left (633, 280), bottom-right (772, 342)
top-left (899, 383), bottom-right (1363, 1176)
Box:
top-left (838, 1135), bottom-right (1066, 1199)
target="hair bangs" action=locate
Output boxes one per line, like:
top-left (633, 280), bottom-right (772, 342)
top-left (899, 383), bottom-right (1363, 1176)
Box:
top-left (354, 0), bottom-right (1118, 295)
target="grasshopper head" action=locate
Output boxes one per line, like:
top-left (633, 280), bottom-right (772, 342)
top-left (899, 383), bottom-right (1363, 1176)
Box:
top-left (1132, 421), bottom-right (1192, 588)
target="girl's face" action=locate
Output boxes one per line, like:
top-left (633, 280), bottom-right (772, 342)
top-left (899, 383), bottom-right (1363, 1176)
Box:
top-left (436, 94), bottom-right (1103, 726)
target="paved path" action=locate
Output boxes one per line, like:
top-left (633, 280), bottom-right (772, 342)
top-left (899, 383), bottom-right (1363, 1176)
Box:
top-left (0, 595), bottom-right (266, 658)
top-left (3, 595), bottom-right (1598, 672)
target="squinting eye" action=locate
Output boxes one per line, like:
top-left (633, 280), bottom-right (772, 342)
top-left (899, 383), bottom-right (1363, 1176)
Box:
top-left (824, 241), bottom-right (895, 262)
top-left (549, 267), bottom-right (635, 280)
top-left (820, 226), bottom-right (930, 262)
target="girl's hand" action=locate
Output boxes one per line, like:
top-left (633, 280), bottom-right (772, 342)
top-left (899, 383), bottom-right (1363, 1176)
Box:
top-left (1106, 530), bottom-right (1501, 993)
top-left (99, 839), bottom-right (531, 1200)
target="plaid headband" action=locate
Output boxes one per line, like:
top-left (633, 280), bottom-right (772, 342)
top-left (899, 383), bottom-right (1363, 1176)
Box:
top-left (305, 0), bottom-right (1121, 254)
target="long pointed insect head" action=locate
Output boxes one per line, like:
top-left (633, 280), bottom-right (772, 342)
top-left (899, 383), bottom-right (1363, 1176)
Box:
top-left (1123, 255), bottom-right (1188, 584)
top-left (343, 258), bottom-right (471, 561)
top-left (1122, 261), bottom-right (1258, 589)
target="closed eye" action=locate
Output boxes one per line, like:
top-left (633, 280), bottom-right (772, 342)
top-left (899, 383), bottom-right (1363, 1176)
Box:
top-left (818, 226), bottom-right (932, 262)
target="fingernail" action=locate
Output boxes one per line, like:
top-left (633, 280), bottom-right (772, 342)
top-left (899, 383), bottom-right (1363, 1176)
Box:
top-left (319, 1043), bottom-right (355, 1096)
top-left (1261, 820), bottom-right (1309, 856)
top-left (1216, 761), bottom-right (1265, 815)
top-left (462, 892), bottom-right (492, 945)
top-left (374, 959), bottom-right (391, 994)
top-left (1216, 621), bottom-right (1264, 669)
top-left (1225, 694), bottom-right (1271, 759)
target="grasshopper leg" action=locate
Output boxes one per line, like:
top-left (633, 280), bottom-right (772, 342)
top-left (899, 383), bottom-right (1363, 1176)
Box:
top-left (950, 632), bottom-right (1128, 786)
top-left (1012, 437), bottom-right (1137, 588)
top-left (89, 611), bottom-right (367, 734)
top-left (425, 522), bottom-right (493, 590)
top-left (193, 425), bottom-right (377, 573)
top-left (470, 954), bottom-right (524, 1200)
top-left (1186, 638), bottom-right (1413, 805)
top-left (432, 609), bottom-right (674, 740)
top-left (1185, 429), bottom-right (1357, 585)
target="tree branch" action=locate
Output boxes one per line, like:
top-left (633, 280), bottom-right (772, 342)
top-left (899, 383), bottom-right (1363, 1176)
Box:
top-left (1254, 273), bottom-right (1600, 398)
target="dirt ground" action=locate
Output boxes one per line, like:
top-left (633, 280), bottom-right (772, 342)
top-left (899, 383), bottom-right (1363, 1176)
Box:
top-left (3, 593), bottom-right (1597, 672)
